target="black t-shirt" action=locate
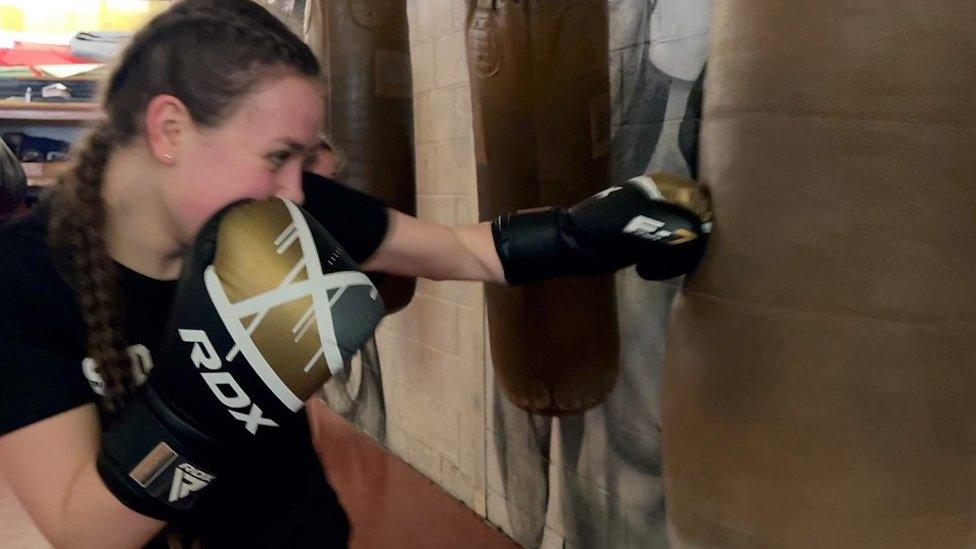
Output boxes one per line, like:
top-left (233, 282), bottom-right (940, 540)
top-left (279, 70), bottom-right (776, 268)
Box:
top-left (0, 172), bottom-right (389, 547)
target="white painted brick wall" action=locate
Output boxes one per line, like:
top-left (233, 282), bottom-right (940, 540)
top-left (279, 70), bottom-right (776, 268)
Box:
top-left (379, 0), bottom-right (488, 520)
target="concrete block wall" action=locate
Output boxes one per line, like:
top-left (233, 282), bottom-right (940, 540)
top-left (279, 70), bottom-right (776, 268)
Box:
top-left (374, 0), bottom-right (487, 516)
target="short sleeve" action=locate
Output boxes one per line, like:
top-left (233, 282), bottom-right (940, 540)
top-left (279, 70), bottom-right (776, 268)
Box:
top-left (0, 332), bottom-right (94, 436)
top-left (0, 211), bottom-right (95, 435)
top-left (301, 172), bottom-right (390, 263)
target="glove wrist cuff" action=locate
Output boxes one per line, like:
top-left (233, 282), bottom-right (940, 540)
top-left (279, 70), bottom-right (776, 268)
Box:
top-left (97, 386), bottom-right (225, 519)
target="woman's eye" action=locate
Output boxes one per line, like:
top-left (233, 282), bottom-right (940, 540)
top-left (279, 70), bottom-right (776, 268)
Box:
top-left (268, 151), bottom-right (292, 170)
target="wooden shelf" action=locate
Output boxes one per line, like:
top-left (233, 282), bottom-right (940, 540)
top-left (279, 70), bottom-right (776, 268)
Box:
top-left (22, 162), bottom-right (67, 187)
top-left (0, 101), bottom-right (103, 122)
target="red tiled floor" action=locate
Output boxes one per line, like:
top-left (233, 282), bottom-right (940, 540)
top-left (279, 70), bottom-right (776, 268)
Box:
top-left (308, 399), bottom-right (518, 549)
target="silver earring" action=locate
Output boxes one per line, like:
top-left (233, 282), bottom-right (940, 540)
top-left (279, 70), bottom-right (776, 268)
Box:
top-left (162, 153), bottom-right (174, 162)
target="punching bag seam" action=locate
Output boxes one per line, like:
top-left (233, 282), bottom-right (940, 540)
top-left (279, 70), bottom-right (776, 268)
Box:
top-left (681, 290), bottom-right (976, 327)
top-left (703, 109), bottom-right (976, 130)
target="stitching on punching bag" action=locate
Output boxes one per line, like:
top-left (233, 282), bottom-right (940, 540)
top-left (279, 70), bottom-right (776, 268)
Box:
top-left (350, 0), bottom-right (396, 29)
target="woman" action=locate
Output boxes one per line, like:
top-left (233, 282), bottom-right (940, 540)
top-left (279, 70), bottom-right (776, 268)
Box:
top-left (0, 1), bottom-right (707, 547)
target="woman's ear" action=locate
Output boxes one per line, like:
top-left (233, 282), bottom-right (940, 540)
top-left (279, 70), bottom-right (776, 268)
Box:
top-left (145, 94), bottom-right (191, 165)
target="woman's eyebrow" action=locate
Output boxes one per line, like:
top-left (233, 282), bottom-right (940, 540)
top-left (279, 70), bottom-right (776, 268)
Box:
top-left (272, 138), bottom-right (316, 152)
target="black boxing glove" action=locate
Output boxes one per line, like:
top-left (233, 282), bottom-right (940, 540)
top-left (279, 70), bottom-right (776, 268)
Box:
top-left (96, 198), bottom-right (385, 519)
top-left (491, 173), bottom-right (712, 283)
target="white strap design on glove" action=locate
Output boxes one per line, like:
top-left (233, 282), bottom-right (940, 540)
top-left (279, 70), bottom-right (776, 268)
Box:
top-left (203, 200), bottom-right (377, 413)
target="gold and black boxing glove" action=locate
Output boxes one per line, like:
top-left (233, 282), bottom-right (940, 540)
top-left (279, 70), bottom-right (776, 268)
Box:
top-left (491, 173), bottom-right (713, 283)
top-left (97, 198), bottom-right (385, 519)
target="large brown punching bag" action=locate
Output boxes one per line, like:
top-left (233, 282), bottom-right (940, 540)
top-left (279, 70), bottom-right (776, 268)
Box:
top-left (465, 0), bottom-right (616, 413)
top-left (663, 2), bottom-right (976, 547)
top-left (308, 0), bottom-right (416, 314)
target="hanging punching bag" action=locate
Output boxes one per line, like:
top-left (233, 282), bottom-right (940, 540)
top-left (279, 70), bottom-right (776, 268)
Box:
top-left (307, 0), bottom-right (416, 314)
top-left (663, 2), bottom-right (976, 546)
top-left (466, 0), bottom-right (617, 413)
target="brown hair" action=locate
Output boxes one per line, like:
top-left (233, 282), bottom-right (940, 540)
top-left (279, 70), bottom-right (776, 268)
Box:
top-left (48, 0), bottom-right (321, 415)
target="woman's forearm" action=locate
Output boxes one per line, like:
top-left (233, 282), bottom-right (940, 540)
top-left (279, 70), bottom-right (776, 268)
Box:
top-left (362, 212), bottom-right (506, 283)
top-left (57, 458), bottom-right (165, 549)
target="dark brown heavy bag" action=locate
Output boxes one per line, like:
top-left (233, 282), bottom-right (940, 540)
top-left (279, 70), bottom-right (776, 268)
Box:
top-left (308, 0), bottom-right (417, 313)
top-left (663, 2), bottom-right (976, 546)
top-left (466, 0), bottom-right (617, 413)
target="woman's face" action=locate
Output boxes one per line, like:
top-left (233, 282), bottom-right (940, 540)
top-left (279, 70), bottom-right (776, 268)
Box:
top-left (161, 74), bottom-right (325, 245)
